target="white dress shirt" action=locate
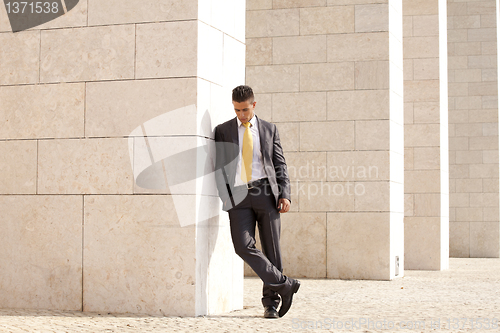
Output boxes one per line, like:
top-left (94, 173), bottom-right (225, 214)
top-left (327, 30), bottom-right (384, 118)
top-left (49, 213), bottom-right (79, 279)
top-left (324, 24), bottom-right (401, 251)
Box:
top-left (234, 115), bottom-right (267, 186)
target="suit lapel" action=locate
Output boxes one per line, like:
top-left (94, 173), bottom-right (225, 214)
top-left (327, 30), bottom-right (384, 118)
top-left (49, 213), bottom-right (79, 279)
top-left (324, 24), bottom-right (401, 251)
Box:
top-left (256, 115), bottom-right (267, 158)
top-left (231, 117), bottom-right (239, 146)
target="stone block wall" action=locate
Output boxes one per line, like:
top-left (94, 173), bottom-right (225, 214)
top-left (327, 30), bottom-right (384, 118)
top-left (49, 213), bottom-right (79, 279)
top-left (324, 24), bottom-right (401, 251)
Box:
top-left (0, 0), bottom-right (245, 315)
top-left (245, 0), bottom-right (405, 280)
top-left (447, 0), bottom-right (500, 257)
top-left (403, 0), bottom-right (449, 270)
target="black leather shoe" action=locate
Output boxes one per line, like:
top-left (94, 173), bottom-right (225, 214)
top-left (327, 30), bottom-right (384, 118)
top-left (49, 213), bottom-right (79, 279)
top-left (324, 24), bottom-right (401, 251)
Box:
top-left (278, 279), bottom-right (300, 317)
top-left (264, 305), bottom-right (279, 318)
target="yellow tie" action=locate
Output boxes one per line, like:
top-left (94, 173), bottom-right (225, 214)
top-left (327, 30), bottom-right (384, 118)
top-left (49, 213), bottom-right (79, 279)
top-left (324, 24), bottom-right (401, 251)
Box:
top-left (241, 122), bottom-right (253, 183)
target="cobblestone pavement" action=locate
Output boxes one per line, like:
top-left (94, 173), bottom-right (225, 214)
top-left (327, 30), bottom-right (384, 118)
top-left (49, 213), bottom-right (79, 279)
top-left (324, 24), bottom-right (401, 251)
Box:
top-left (1, 258), bottom-right (499, 332)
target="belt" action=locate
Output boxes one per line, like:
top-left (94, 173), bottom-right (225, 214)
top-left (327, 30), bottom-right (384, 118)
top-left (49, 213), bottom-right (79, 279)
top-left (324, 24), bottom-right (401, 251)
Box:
top-left (236, 178), bottom-right (269, 190)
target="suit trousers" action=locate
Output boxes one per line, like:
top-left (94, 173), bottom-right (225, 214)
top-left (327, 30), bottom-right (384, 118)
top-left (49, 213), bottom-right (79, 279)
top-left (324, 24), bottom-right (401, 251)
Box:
top-left (228, 181), bottom-right (293, 308)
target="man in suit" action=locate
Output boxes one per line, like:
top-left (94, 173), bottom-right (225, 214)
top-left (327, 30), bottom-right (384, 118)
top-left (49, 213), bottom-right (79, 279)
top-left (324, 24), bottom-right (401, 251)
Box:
top-left (214, 85), bottom-right (300, 318)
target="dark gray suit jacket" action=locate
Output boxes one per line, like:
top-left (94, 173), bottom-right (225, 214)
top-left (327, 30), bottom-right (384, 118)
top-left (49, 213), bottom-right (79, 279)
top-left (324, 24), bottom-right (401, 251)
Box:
top-left (214, 115), bottom-right (291, 212)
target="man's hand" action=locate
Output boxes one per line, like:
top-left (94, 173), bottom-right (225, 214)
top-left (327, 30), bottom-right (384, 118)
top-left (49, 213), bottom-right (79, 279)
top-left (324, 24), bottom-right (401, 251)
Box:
top-left (278, 198), bottom-right (291, 213)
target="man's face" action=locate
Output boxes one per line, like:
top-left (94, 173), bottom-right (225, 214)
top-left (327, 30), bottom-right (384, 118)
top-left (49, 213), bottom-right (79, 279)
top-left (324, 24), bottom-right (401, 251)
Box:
top-left (233, 99), bottom-right (256, 124)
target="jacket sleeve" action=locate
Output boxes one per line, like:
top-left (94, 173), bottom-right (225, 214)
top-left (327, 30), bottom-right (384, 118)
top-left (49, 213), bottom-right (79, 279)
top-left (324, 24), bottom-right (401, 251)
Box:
top-left (214, 125), bottom-right (231, 204)
top-left (271, 124), bottom-right (291, 203)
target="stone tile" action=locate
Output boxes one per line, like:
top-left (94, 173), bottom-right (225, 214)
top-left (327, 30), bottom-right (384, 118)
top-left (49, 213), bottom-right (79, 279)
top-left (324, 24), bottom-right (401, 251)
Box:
top-left (404, 217), bottom-right (442, 269)
top-left (136, 21), bottom-right (198, 80)
top-left (468, 82), bottom-right (498, 96)
top-left (483, 207), bottom-right (499, 221)
top-left (286, 152), bottom-right (327, 181)
top-left (246, 9), bottom-right (300, 37)
top-left (272, 92), bottom-right (326, 122)
top-left (88, 0), bottom-right (197, 25)
top-left (38, 138), bottom-right (133, 194)
top-left (403, 16), bottom-right (413, 38)
top-left (246, 38), bottom-right (273, 66)
top-left (404, 36), bottom-right (439, 59)
top-left (40, 25), bottom-right (135, 83)
top-left (405, 124), bottom-right (440, 146)
top-left (300, 6), bottom-right (354, 35)
top-left (273, 0), bottom-right (326, 8)
top-left (354, 61), bottom-right (389, 89)
top-left (355, 4), bottom-right (388, 32)
top-left (275, 122), bottom-right (300, 152)
top-left (469, 137), bottom-right (498, 151)
top-left (405, 193), bottom-right (414, 216)
top-left (453, 96), bottom-right (482, 110)
top-left (405, 147), bottom-right (414, 170)
top-left (83, 195), bottom-right (196, 315)
top-left (247, 65), bottom-right (300, 93)
top-left (413, 58), bottom-right (439, 80)
top-left (470, 193), bottom-right (499, 208)
top-left (0, 83), bottom-right (84, 139)
top-left (327, 212), bottom-right (390, 279)
top-left (301, 62), bottom-right (354, 91)
top-left (413, 147), bottom-right (440, 170)
top-left (248, 0), bottom-right (273, 10)
top-left (86, 78), bottom-right (197, 138)
top-left (455, 207), bottom-right (483, 222)
top-left (467, 28), bottom-right (497, 42)
top-left (273, 35), bottom-right (326, 64)
top-left (482, 150), bottom-right (498, 163)
top-left (254, 93), bottom-right (273, 121)
top-left (327, 90), bottom-right (389, 120)
top-left (289, 180), bottom-right (301, 212)
top-left (403, 0), bottom-right (438, 16)
top-left (449, 222), bottom-right (470, 257)
top-left (300, 121), bottom-right (355, 151)
top-left (449, 164), bottom-right (469, 179)
top-left (299, 181), bottom-right (355, 212)
top-left (448, 29), bottom-right (468, 43)
top-left (413, 101), bottom-right (440, 123)
top-left (327, 151), bottom-right (390, 181)
top-left (281, 212), bottom-right (327, 278)
top-left (355, 120), bottom-right (390, 150)
top-left (0, 140), bottom-right (37, 194)
top-left (412, 14), bottom-right (439, 36)
top-left (467, 55), bottom-right (497, 69)
top-left (0, 31), bottom-right (39, 85)
top-left (413, 193), bottom-right (440, 217)
top-left (451, 15), bottom-right (481, 30)
top-left (450, 193), bottom-right (470, 208)
top-left (405, 170), bottom-right (440, 193)
top-left (452, 42), bottom-right (482, 57)
top-left (354, 181), bottom-right (390, 211)
top-left (468, 110), bottom-right (498, 123)
top-left (481, 42), bottom-right (497, 55)
top-left (327, 32), bottom-right (389, 62)
top-left (455, 151), bottom-right (482, 165)
top-left (448, 56), bottom-right (468, 70)
top-left (0, 195), bottom-right (82, 310)
top-left (482, 178), bottom-right (499, 193)
top-left (328, 0), bottom-right (387, 4)
top-left (470, 222), bottom-right (499, 257)
top-left (404, 102), bottom-right (414, 124)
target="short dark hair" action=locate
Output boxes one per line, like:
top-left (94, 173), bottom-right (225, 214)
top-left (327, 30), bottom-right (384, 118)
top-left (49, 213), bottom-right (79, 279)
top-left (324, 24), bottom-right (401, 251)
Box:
top-left (232, 85), bottom-right (254, 103)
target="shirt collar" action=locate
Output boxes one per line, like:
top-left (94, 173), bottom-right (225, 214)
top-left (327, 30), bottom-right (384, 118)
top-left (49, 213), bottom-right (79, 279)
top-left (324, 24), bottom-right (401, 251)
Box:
top-left (237, 114), bottom-right (257, 128)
